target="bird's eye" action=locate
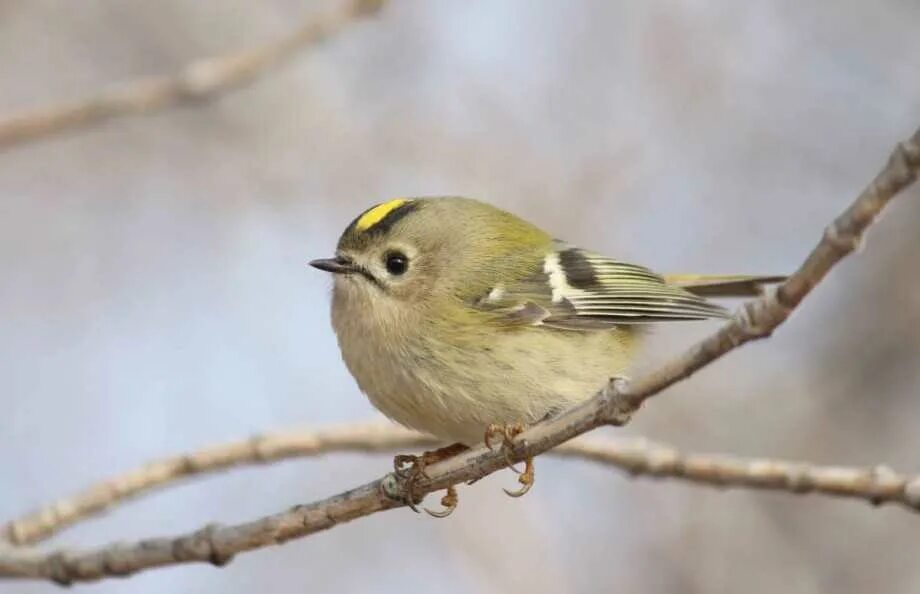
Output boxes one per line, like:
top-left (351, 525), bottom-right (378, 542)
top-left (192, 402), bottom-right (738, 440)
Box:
top-left (384, 251), bottom-right (409, 275)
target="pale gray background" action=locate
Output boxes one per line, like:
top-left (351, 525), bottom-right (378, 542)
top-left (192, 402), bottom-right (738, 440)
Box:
top-left (2, 1), bottom-right (920, 593)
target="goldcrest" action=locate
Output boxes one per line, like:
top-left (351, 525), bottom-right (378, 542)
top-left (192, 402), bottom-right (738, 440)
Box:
top-left (311, 197), bottom-right (781, 447)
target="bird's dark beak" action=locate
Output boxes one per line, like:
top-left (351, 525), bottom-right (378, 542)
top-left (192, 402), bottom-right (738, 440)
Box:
top-left (309, 256), bottom-right (355, 274)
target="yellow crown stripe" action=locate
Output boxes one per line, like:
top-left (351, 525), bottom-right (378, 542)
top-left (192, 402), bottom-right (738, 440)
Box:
top-left (355, 198), bottom-right (411, 231)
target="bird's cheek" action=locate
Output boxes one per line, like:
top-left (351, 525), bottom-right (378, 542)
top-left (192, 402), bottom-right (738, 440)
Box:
top-left (332, 275), bottom-right (360, 301)
top-left (337, 275), bottom-right (385, 311)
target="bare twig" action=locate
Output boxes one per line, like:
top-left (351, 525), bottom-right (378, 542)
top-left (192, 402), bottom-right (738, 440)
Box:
top-left (1, 127), bottom-right (918, 584)
top-left (5, 422), bottom-right (920, 554)
top-left (0, 0), bottom-right (386, 149)
top-left (555, 438), bottom-right (920, 509)
top-left (3, 423), bottom-right (436, 547)
top-left (603, 127), bottom-right (920, 422)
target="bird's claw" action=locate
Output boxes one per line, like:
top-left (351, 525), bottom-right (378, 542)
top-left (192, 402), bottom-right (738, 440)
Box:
top-left (392, 444), bottom-right (469, 517)
top-left (392, 454), bottom-right (427, 512)
top-left (483, 422), bottom-right (535, 498)
top-left (424, 485), bottom-right (458, 518)
top-left (503, 457), bottom-right (534, 497)
top-left (484, 423), bottom-right (525, 472)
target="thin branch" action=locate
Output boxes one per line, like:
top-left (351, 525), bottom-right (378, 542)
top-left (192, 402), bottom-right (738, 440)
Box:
top-left (604, 128), bottom-right (920, 422)
top-left (3, 423), bottom-right (436, 547)
top-left (0, 0), bottom-right (386, 149)
top-left (5, 422), bottom-right (920, 554)
top-left (1, 126), bottom-right (918, 584)
top-left (556, 438), bottom-right (920, 509)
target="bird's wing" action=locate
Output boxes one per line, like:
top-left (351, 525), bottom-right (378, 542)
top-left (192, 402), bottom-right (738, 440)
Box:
top-left (473, 246), bottom-right (734, 330)
top-left (662, 274), bottom-right (786, 298)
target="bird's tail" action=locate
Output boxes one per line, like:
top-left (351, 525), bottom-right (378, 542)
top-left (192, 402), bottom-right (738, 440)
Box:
top-left (663, 274), bottom-right (786, 298)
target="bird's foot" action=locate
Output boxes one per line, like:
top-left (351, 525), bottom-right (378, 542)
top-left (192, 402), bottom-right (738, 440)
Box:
top-left (484, 422), bottom-right (525, 471)
top-left (393, 442), bottom-right (468, 516)
top-left (505, 457), bottom-right (534, 497)
top-left (483, 422), bottom-right (535, 498)
top-left (425, 485), bottom-right (459, 518)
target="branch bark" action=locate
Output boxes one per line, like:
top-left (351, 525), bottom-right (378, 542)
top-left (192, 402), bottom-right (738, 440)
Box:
top-left (3, 423), bottom-right (436, 547)
top-left (2, 126), bottom-right (918, 584)
top-left (0, 0), bottom-right (386, 149)
top-left (6, 423), bottom-right (920, 553)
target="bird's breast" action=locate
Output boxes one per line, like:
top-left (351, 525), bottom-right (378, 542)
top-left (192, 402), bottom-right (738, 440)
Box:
top-left (330, 286), bottom-right (637, 444)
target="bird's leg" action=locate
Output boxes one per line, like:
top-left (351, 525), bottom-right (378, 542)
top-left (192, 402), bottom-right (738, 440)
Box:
top-left (393, 442), bottom-right (469, 478)
top-left (483, 422), bottom-right (535, 497)
top-left (484, 422), bottom-right (525, 472)
top-left (393, 442), bottom-right (468, 515)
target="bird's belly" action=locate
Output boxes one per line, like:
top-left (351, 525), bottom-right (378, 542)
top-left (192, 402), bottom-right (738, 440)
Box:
top-left (336, 322), bottom-right (636, 445)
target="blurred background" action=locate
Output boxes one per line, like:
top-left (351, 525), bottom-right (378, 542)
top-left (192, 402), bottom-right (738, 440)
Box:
top-left (2, 1), bottom-right (920, 592)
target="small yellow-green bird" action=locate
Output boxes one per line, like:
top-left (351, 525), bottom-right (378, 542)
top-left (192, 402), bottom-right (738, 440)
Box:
top-left (311, 196), bottom-right (781, 514)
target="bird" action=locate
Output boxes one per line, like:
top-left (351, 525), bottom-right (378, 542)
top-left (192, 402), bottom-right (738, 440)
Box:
top-left (310, 196), bottom-right (782, 516)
